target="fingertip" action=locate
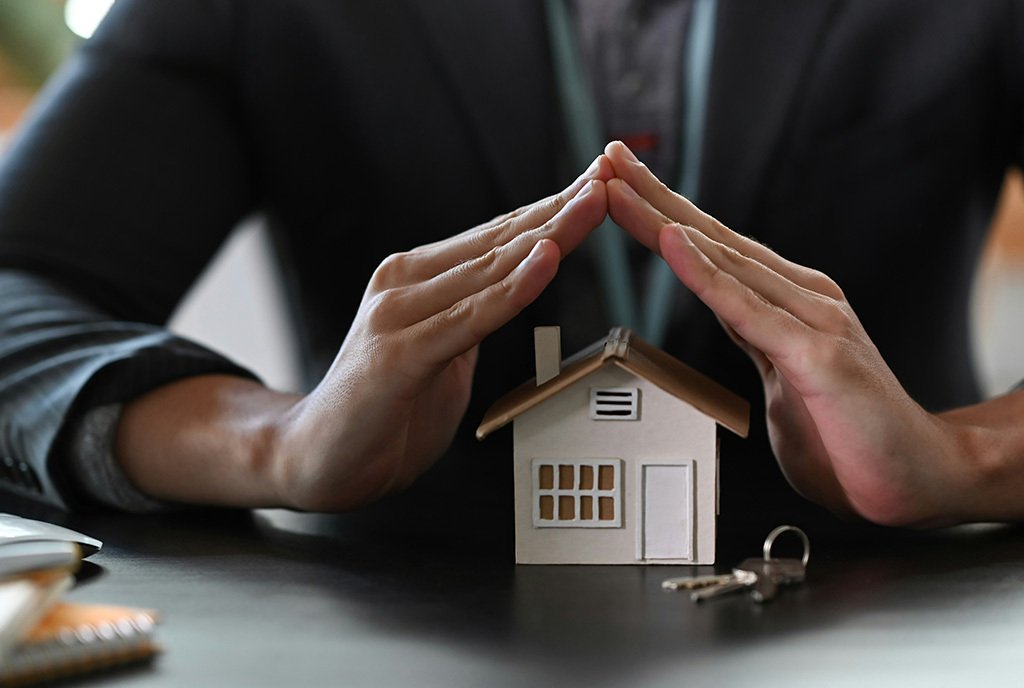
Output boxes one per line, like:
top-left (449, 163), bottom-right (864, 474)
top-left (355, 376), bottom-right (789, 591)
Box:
top-left (604, 139), bottom-right (631, 161)
top-left (606, 139), bottom-right (641, 165)
top-left (524, 237), bottom-right (561, 266)
top-left (512, 238), bottom-right (561, 288)
top-left (577, 154), bottom-right (615, 185)
top-left (605, 178), bottom-right (630, 221)
top-left (607, 177), bottom-right (638, 199)
top-left (567, 178), bottom-right (608, 214)
top-left (603, 141), bottom-right (627, 175)
top-left (593, 154), bottom-right (615, 182)
top-left (659, 222), bottom-right (693, 255)
top-left (536, 236), bottom-right (560, 254)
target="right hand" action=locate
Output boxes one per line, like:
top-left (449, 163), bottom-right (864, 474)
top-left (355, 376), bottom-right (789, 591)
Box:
top-left (271, 157), bottom-right (612, 511)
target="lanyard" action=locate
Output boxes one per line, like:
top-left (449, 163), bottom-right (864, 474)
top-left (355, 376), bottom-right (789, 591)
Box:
top-left (544, 0), bottom-right (717, 346)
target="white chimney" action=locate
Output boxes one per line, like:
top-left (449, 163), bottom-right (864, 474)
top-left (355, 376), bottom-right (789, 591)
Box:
top-left (534, 326), bottom-right (561, 386)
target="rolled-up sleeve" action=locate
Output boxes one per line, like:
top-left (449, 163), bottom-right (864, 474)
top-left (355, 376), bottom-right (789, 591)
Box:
top-left (0, 0), bottom-right (261, 509)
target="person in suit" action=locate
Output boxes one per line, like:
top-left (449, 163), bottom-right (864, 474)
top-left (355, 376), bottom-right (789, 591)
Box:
top-left (0, 0), bottom-right (1022, 536)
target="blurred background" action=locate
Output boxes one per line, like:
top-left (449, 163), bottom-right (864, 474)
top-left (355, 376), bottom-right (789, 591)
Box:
top-left (1, 0), bottom-right (1022, 400)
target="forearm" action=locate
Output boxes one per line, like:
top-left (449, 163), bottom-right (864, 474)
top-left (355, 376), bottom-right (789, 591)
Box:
top-left (117, 159), bottom-right (611, 514)
top-left (115, 375), bottom-right (301, 509)
top-left (938, 388), bottom-right (1024, 523)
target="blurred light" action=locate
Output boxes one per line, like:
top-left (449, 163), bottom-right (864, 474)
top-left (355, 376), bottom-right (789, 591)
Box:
top-left (64, 0), bottom-right (116, 40)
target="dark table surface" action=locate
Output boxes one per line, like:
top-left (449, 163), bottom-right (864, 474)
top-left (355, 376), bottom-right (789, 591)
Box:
top-left (9, 495), bottom-right (1024, 688)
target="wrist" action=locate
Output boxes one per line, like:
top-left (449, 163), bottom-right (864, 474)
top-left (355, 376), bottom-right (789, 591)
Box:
top-left (935, 390), bottom-right (1024, 524)
top-left (116, 375), bottom-right (302, 508)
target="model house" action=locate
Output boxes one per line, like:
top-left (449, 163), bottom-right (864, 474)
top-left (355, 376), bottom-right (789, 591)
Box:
top-left (476, 326), bottom-right (749, 565)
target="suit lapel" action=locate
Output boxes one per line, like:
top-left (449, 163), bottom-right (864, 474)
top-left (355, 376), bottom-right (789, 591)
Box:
top-left (701, 0), bottom-right (843, 231)
top-left (402, 0), bottom-right (557, 208)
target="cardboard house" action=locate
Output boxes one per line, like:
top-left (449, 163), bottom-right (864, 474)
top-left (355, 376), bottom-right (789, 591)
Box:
top-left (476, 326), bottom-right (749, 565)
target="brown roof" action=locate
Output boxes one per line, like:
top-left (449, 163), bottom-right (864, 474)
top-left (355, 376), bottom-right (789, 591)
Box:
top-left (475, 327), bottom-right (750, 440)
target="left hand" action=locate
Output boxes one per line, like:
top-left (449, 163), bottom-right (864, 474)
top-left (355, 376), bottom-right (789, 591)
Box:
top-left (604, 141), bottom-right (972, 527)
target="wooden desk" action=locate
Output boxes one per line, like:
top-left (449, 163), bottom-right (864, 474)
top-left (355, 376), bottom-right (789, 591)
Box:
top-left (11, 503), bottom-right (1024, 687)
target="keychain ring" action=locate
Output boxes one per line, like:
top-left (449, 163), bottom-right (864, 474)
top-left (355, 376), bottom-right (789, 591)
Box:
top-left (763, 525), bottom-right (810, 566)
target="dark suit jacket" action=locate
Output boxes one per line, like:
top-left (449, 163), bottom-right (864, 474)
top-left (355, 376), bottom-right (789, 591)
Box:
top-left (0, 0), bottom-right (1021, 536)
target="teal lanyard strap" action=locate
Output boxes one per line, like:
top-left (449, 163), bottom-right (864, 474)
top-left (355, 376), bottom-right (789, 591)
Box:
top-left (545, 0), bottom-right (637, 333)
top-left (544, 0), bottom-right (718, 346)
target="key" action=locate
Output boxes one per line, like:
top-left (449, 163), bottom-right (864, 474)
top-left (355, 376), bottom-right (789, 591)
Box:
top-left (738, 523), bottom-right (811, 603)
top-left (688, 568), bottom-right (758, 602)
top-left (661, 573), bottom-right (734, 591)
top-left (732, 557), bottom-right (805, 602)
top-left (668, 524), bottom-right (811, 603)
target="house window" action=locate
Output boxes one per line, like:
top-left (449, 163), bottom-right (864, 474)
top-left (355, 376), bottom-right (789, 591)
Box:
top-left (532, 459), bottom-right (622, 528)
top-left (590, 387), bottom-right (639, 420)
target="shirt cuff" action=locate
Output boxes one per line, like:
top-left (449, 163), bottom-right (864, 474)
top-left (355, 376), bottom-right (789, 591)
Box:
top-left (65, 403), bottom-right (174, 513)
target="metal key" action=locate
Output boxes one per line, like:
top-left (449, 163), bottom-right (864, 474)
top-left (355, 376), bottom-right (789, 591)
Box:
top-left (688, 568), bottom-right (758, 602)
top-left (740, 524), bottom-right (810, 603)
top-left (670, 524), bottom-right (811, 603)
top-left (661, 573), bottom-right (735, 591)
top-left (732, 556), bottom-right (805, 602)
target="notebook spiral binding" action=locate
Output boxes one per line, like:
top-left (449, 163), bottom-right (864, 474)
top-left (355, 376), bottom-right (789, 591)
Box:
top-left (0, 605), bottom-right (160, 687)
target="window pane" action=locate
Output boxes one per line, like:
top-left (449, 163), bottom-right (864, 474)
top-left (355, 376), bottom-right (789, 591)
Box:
top-left (599, 465), bottom-right (614, 490)
top-left (580, 495), bottom-right (593, 520)
top-left (599, 496), bottom-right (615, 520)
top-left (559, 465), bottom-right (574, 489)
top-left (579, 465), bottom-right (593, 489)
top-left (538, 465), bottom-right (553, 490)
top-left (559, 495), bottom-right (575, 520)
top-left (539, 495), bottom-right (554, 520)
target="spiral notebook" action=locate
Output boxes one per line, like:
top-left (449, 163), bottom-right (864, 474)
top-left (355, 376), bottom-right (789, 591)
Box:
top-left (0, 601), bottom-right (160, 687)
top-left (0, 572), bottom-right (73, 666)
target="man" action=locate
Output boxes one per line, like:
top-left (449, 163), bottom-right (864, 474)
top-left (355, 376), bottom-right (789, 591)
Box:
top-left (0, 1), bottom-right (1021, 539)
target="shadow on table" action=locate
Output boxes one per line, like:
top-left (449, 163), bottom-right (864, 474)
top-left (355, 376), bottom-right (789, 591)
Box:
top-left (247, 508), bottom-right (1024, 685)
top-left (21, 496), bottom-right (1024, 688)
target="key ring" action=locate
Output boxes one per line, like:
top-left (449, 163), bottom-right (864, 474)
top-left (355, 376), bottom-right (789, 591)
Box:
top-left (763, 525), bottom-right (810, 567)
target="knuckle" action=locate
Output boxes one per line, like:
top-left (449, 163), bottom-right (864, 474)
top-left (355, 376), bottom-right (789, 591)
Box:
top-left (820, 299), bottom-right (859, 337)
top-left (362, 288), bottom-right (403, 331)
top-left (717, 244), bottom-right (748, 272)
top-left (655, 178), bottom-right (677, 203)
top-left (437, 298), bottom-right (482, 337)
top-left (370, 251), bottom-right (413, 289)
top-left (809, 268), bottom-right (845, 300)
top-left (490, 207), bottom-right (520, 226)
top-left (457, 244), bottom-right (502, 279)
top-left (547, 189), bottom-right (570, 215)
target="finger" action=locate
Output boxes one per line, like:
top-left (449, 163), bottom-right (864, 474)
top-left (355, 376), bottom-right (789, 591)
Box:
top-left (608, 175), bottom-right (785, 371)
top-left (605, 141), bottom-right (842, 299)
top-left (605, 140), bottom-right (714, 232)
top-left (606, 177), bottom-right (673, 254)
top-left (474, 153), bottom-right (615, 233)
top-left (658, 222), bottom-right (813, 366)
top-left (389, 155), bottom-right (614, 284)
top-left (411, 237), bottom-right (562, 370)
top-left (373, 180), bottom-right (607, 332)
top-left (679, 224), bottom-right (842, 332)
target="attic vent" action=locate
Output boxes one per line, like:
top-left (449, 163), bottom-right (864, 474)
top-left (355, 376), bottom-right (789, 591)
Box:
top-left (590, 387), bottom-right (639, 420)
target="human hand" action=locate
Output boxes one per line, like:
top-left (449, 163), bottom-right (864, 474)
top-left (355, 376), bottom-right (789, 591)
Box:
top-left (604, 140), bottom-right (972, 527)
top-left (270, 157), bottom-right (613, 511)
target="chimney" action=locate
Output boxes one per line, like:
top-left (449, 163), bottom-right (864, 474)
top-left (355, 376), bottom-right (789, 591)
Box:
top-left (534, 326), bottom-right (561, 386)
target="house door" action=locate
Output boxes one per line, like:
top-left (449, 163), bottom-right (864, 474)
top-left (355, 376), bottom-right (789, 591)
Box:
top-left (642, 464), bottom-right (693, 561)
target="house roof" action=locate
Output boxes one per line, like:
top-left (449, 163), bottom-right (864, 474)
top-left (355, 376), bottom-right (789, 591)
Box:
top-left (475, 327), bottom-right (750, 440)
